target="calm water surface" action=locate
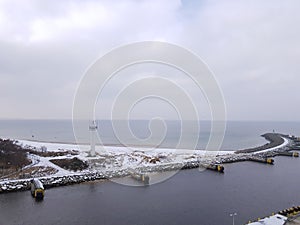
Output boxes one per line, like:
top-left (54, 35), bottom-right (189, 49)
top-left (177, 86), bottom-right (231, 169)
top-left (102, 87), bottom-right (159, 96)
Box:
top-left (1, 120), bottom-right (300, 150)
top-left (1, 156), bottom-right (300, 225)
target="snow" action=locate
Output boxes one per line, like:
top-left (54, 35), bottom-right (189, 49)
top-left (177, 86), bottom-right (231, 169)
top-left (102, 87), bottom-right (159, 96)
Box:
top-left (254, 137), bottom-right (289, 154)
top-left (7, 139), bottom-right (235, 178)
top-left (18, 139), bottom-right (233, 156)
top-left (33, 154), bottom-right (70, 176)
top-left (248, 214), bottom-right (287, 225)
top-left (15, 137), bottom-right (290, 173)
top-left (19, 139), bottom-right (82, 152)
top-left (0, 135), bottom-right (290, 183)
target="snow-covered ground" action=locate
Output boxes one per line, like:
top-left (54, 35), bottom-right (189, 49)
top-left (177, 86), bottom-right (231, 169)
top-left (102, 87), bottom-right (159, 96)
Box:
top-left (13, 139), bottom-right (234, 178)
top-left (19, 139), bottom-right (233, 155)
top-left (1, 135), bottom-right (291, 183)
top-left (20, 139), bottom-right (83, 152)
top-left (0, 135), bottom-right (294, 193)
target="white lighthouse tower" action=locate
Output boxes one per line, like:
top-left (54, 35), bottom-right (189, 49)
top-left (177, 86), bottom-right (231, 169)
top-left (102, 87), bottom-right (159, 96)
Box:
top-left (89, 120), bottom-right (97, 156)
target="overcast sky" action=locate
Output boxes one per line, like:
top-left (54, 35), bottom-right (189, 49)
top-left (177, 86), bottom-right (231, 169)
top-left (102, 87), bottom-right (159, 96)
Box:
top-left (0, 0), bottom-right (299, 121)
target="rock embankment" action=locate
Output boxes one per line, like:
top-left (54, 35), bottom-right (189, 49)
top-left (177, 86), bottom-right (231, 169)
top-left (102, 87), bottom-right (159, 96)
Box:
top-left (235, 133), bottom-right (285, 154)
top-left (0, 160), bottom-right (221, 193)
top-left (0, 170), bottom-right (128, 193)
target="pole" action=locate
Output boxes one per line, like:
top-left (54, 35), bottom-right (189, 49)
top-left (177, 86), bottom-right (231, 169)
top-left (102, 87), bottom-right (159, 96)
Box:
top-left (230, 213), bottom-right (237, 225)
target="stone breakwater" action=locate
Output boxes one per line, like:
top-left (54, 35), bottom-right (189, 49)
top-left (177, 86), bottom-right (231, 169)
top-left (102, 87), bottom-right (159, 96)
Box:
top-left (0, 161), bottom-right (213, 193)
top-left (235, 133), bottom-right (286, 154)
top-left (0, 170), bottom-right (123, 193)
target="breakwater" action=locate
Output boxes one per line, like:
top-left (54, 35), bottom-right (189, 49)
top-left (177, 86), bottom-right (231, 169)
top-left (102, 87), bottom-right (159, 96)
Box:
top-left (1, 133), bottom-right (298, 194)
top-left (235, 133), bottom-right (285, 154)
top-left (0, 171), bottom-right (124, 193)
top-left (0, 160), bottom-right (225, 193)
top-left (219, 133), bottom-right (297, 164)
top-left (246, 205), bottom-right (300, 224)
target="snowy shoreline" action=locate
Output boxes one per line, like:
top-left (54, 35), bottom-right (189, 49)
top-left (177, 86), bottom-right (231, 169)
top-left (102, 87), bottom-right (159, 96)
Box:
top-left (0, 133), bottom-right (295, 193)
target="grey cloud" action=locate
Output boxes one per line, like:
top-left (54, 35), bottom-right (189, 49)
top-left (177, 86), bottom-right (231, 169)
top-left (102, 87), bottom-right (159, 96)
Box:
top-left (0, 0), bottom-right (299, 121)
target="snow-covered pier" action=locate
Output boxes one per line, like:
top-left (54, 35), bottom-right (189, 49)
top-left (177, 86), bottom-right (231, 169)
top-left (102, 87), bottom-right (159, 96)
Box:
top-left (246, 205), bottom-right (300, 225)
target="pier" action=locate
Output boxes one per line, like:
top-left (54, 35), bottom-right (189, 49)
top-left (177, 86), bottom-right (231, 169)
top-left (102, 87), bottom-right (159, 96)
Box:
top-left (235, 133), bottom-right (285, 154)
top-left (199, 163), bottom-right (224, 172)
top-left (275, 151), bottom-right (299, 157)
top-left (246, 205), bottom-right (300, 225)
top-left (219, 133), bottom-right (300, 166)
top-left (248, 157), bottom-right (274, 164)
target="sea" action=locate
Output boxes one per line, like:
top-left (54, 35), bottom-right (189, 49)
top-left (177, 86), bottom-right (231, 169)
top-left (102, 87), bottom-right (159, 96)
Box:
top-left (0, 120), bottom-right (300, 225)
top-left (0, 120), bottom-right (300, 150)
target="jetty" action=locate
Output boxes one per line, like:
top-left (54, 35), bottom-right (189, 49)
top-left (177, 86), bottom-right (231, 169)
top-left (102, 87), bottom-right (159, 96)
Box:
top-left (235, 133), bottom-right (285, 154)
top-left (218, 132), bottom-right (300, 165)
top-left (246, 205), bottom-right (300, 224)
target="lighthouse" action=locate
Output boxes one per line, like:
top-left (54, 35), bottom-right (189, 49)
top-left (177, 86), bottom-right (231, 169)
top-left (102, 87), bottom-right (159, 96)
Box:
top-left (89, 120), bottom-right (97, 156)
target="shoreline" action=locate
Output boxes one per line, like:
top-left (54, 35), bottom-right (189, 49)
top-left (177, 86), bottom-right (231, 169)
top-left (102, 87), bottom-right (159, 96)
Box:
top-left (0, 132), bottom-right (298, 194)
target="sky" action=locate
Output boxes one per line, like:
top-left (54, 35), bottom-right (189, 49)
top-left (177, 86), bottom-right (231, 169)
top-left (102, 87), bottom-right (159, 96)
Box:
top-left (0, 0), bottom-right (299, 121)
